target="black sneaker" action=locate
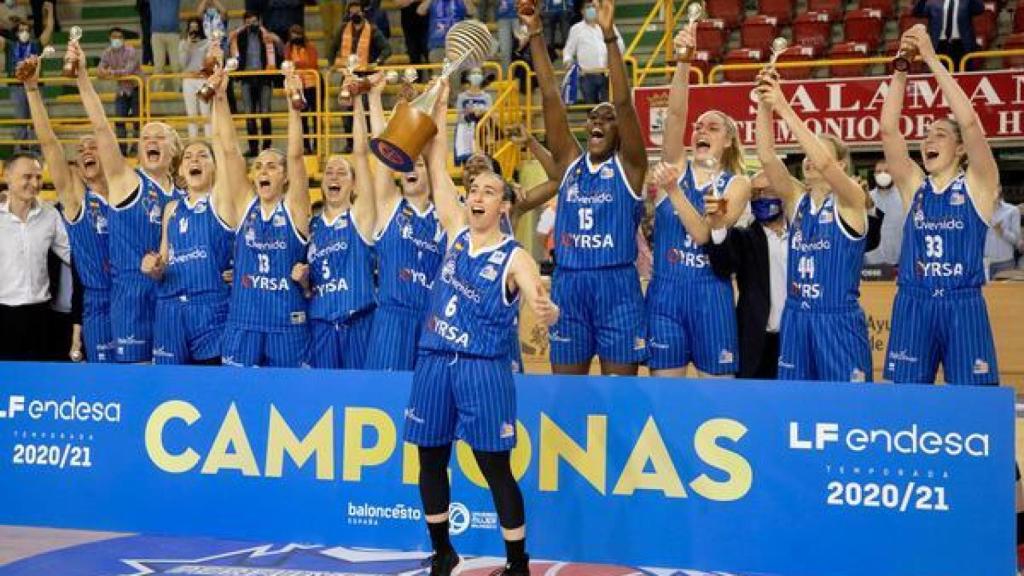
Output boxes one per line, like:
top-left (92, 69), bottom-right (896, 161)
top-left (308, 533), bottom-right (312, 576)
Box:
top-left (488, 562), bottom-right (530, 576)
top-left (425, 549), bottom-right (460, 576)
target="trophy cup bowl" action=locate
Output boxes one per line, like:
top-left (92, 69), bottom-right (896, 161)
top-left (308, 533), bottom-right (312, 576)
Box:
top-left (403, 67), bottom-right (418, 84)
top-left (676, 0), bottom-right (706, 63)
top-left (62, 26), bottom-right (82, 78)
top-left (892, 45), bottom-right (917, 72)
top-left (758, 36), bottom-right (789, 84)
top-left (281, 61), bottom-right (307, 111)
top-left (517, 0), bottom-right (535, 17)
top-left (15, 45), bottom-right (55, 82)
top-left (371, 20), bottom-right (495, 172)
top-left (695, 157), bottom-right (728, 215)
top-left (384, 70), bottom-right (400, 84)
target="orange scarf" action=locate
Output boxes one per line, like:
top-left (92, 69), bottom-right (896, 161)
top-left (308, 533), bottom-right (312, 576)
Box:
top-left (336, 22), bottom-right (372, 68)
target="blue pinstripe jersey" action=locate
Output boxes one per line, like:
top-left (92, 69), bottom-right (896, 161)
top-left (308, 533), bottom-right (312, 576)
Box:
top-left (160, 195), bottom-right (235, 299)
top-left (419, 229), bottom-right (520, 358)
top-left (62, 189), bottom-right (111, 291)
top-left (554, 154), bottom-right (643, 269)
top-left (229, 198), bottom-right (308, 330)
top-left (308, 210), bottom-right (376, 322)
top-left (109, 169), bottom-right (180, 278)
top-left (787, 194), bottom-right (865, 309)
top-left (376, 199), bottom-right (445, 311)
top-left (898, 173), bottom-right (988, 290)
top-left (653, 162), bottom-right (735, 282)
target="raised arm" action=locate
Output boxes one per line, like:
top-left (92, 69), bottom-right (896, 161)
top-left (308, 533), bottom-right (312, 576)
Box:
top-left (22, 56), bottom-right (83, 216)
top-left (210, 65), bottom-right (253, 226)
top-left (754, 79), bottom-right (801, 215)
top-left (422, 80), bottom-right (466, 237)
top-left (349, 78), bottom-right (377, 241)
top-left (69, 41), bottom-right (137, 205)
top-left (367, 73), bottom-right (401, 223)
top-left (598, 0), bottom-right (646, 192)
top-left (283, 69), bottom-right (311, 236)
top-left (760, 74), bottom-right (865, 233)
top-left (523, 9), bottom-right (579, 171)
top-left (509, 123), bottom-right (560, 181)
top-left (662, 27), bottom-right (694, 165)
top-left (881, 31), bottom-right (925, 210)
top-left (39, 2), bottom-right (54, 46)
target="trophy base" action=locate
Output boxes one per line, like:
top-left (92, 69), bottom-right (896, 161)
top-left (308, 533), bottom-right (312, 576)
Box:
top-left (892, 58), bottom-right (911, 73)
top-left (370, 100), bottom-right (439, 173)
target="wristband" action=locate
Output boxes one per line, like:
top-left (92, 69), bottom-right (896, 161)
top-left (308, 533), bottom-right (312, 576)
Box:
top-left (603, 35), bottom-right (617, 44)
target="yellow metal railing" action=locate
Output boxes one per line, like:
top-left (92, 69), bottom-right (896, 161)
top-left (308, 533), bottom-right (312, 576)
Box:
top-left (960, 48), bottom-right (1024, 71)
top-left (707, 55), bottom-right (957, 83)
top-left (475, 78), bottom-right (522, 179)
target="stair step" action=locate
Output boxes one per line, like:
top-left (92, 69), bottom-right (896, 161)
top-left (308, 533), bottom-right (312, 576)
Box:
top-left (80, 5), bottom-right (138, 20)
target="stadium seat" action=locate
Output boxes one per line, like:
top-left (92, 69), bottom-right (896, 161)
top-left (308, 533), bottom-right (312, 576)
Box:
top-left (828, 41), bottom-right (871, 76)
top-left (1015, 3), bottom-right (1024, 33)
top-left (722, 48), bottom-right (764, 82)
top-left (857, 0), bottom-right (893, 19)
top-left (776, 45), bottom-right (816, 79)
top-left (758, 0), bottom-right (794, 25)
top-left (741, 15), bottom-right (780, 52)
top-left (844, 8), bottom-right (885, 48)
top-left (696, 19), bottom-right (729, 56)
top-left (692, 50), bottom-right (714, 79)
top-left (793, 12), bottom-right (832, 55)
top-left (972, 5), bottom-right (998, 46)
top-left (1002, 33), bottom-right (1024, 68)
top-left (899, 9), bottom-right (928, 35)
top-left (808, 0), bottom-right (845, 19)
top-left (707, 0), bottom-right (745, 28)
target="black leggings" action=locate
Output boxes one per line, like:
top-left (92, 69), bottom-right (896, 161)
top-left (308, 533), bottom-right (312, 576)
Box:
top-left (418, 445), bottom-right (525, 530)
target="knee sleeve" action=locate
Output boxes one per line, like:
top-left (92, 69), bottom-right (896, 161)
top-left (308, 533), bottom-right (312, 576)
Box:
top-left (473, 450), bottom-right (525, 530)
top-left (418, 445), bottom-right (452, 516)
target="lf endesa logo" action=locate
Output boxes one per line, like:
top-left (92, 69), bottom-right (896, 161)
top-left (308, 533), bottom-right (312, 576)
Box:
top-left (144, 401), bottom-right (754, 502)
top-left (0, 395), bottom-right (121, 423)
top-left (788, 422), bottom-right (990, 457)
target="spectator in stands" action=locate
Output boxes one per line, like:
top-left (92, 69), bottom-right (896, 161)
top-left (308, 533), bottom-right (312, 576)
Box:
top-left (179, 18), bottom-right (212, 138)
top-left (136, 0), bottom-right (152, 65)
top-left (197, 0), bottom-right (228, 43)
top-left (0, 152), bottom-right (71, 361)
top-left (495, 0), bottom-right (517, 69)
top-left (0, 2), bottom-right (26, 35)
top-left (541, 0), bottom-right (572, 60)
top-left (151, 0), bottom-right (182, 91)
top-left (247, 0), bottom-right (305, 43)
top-left (453, 68), bottom-right (491, 165)
top-left (0, 4), bottom-right (51, 148)
top-left (331, 0), bottom-right (391, 69)
top-left (229, 11), bottom-right (283, 157)
top-left (535, 197), bottom-right (556, 263)
top-left (399, 0), bottom-right (430, 77)
top-left (98, 27), bottom-right (142, 155)
top-left (562, 1), bottom-right (623, 104)
top-left (285, 23), bottom-right (319, 154)
top-left (319, 0), bottom-right (343, 61)
top-left (912, 0), bottom-right (984, 68)
top-left (864, 160), bottom-right (904, 266)
top-left (985, 190), bottom-right (1020, 277)
top-left (419, 0), bottom-right (473, 63)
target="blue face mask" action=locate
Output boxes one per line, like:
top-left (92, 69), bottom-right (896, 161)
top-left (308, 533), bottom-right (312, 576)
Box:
top-left (751, 197), bottom-right (783, 223)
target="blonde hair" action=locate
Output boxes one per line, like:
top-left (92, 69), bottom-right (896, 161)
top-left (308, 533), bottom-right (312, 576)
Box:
top-left (699, 110), bottom-right (746, 176)
top-left (817, 133), bottom-right (853, 175)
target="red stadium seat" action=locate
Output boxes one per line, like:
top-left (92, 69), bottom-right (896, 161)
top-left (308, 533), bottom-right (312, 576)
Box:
top-left (707, 0), bottom-right (745, 28)
top-left (857, 0), bottom-right (893, 19)
top-left (741, 15), bottom-right (780, 52)
top-left (793, 12), bottom-right (832, 55)
top-left (807, 0), bottom-right (844, 19)
top-left (1002, 33), bottom-right (1024, 68)
top-left (828, 41), bottom-right (871, 77)
top-left (776, 45), bottom-right (816, 79)
top-left (972, 5), bottom-right (998, 45)
top-left (692, 50), bottom-right (714, 80)
top-left (1015, 3), bottom-right (1024, 33)
top-left (884, 38), bottom-right (929, 73)
top-left (844, 8), bottom-right (885, 48)
top-left (899, 9), bottom-right (928, 35)
top-left (722, 48), bottom-right (764, 82)
top-left (696, 19), bottom-right (728, 56)
top-left (759, 0), bottom-right (794, 25)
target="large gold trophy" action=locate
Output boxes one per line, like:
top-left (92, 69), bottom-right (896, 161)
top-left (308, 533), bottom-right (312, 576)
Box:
top-left (370, 20), bottom-right (495, 172)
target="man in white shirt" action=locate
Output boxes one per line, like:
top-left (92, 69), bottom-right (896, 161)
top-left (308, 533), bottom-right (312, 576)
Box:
top-left (0, 152), bottom-right (71, 360)
top-left (984, 193), bottom-right (1020, 278)
top-left (561, 0), bottom-right (623, 104)
top-left (864, 160), bottom-right (904, 266)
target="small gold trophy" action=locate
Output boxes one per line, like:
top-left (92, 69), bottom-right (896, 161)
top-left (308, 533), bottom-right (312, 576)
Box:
top-left (892, 44), bottom-right (918, 73)
top-left (371, 20), bottom-right (495, 172)
top-left (63, 26), bottom-right (82, 78)
top-left (759, 37), bottom-right (789, 83)
top-left (676, 0), bottom-right (705, 63)
top-left (281, 61), bottom-right (307, 111)
top-left (697, 157), bottom-right (728, 216)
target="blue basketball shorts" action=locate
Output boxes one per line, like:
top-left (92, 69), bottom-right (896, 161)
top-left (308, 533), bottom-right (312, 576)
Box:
top-left (221, 323), bottom-right (310, 368)
top-left (404, 351), bottom-right (517, 452)
top-left (364, 305), bottom-right (425, 371)
top-left (646, 276), bottom-right (738, 374)
top-left (110, 275), bottom-right (157, 363)
top-left (884, 285), bottom-right (998, 385)
top-left (549, 265), bottom-right (647, 366)
top-left (153, 294), bottom-right (229, 365)
top-left (777, 302), bottom-right (873, 382)
top-left (82, 289), bottom-right (115, 363)
top-left (308, 308), bottom-right (375, 370)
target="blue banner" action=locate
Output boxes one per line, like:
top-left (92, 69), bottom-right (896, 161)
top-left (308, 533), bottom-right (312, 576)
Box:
top-left (0, 363), bottom-right (1014, 575)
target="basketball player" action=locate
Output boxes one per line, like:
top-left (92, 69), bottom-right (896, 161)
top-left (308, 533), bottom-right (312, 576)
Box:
top-left (524, 0), bottom-right (648, 375)
top-left (296, 74), bottom-right (378, 370)
top-left (880, 25), bottom-right (999, 384)
top-left (364, 76), bottom-right (445, 371)
top-left (140, 133), bottom-right (238, 364)
top-left (211, 64), bottom-right (313, 367)
top-left (405, 79), bottom-right (559, 576)
top-left (645, 27), bottom-right (751, 378)
top-left (755, 71), bottom-right (872, 382)
top-left (70, 41), bottom-right (184, 363)
top-left (22, 55), bottom-right (114, 363)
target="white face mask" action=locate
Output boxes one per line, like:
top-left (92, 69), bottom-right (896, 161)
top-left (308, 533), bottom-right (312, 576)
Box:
top-left (111, 38), bottom-right (124, 49)
top-left (468, 73), bottom-right (483, 86)
top-left (17, 31), bottom-right (30, 43)
top-left (584, 6), bottom-right (597, 21)
top-left (874, 172), bottom-right (893, 188)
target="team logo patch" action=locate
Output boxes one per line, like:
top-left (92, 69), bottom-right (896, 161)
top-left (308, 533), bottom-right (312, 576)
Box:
top-left (500, 422), bottom-right (516, 438)
top-left (950, 192), bottom-right (965, 206)
top-left (334, 216), bottom-right (349, 229)
top-left (148, 204), bottom-right (162, 224)
top-left (178, 217), bottom-right (189, 235)
top-left (599, 165), bottom-right (615, 179)
top-left (289, 311), bottom-right (307, 325)
top-left (272, 214), bottom-right (287, 227)
top-left (479, 264), bottom-right (498, 281)
top-left (193, 200), bottom-right (208, 214)
top-left (488, 250), bottom-right (507, 265)
top-left (973, 359), bottom-right (990, 375)
top-left (818, 209), bottom-right (834, 224)
top-left (401, 223), bottom-right (414, 238)
top-left (634, 337), bottom-right (646, 351)
top-left (719, 349), bottom-right (734, 364)
top-left (94, 214), bottom-right (108, 234)
top-left (850, 368), bottom-right (866, 382)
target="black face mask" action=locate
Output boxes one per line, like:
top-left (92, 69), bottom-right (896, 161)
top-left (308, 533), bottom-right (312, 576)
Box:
top-left (291, 36), bottom-right (305, 44)
top-left (350, 13), bottom-right (364, 24)
top-left (248, 23), bottom-right (260, 33)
